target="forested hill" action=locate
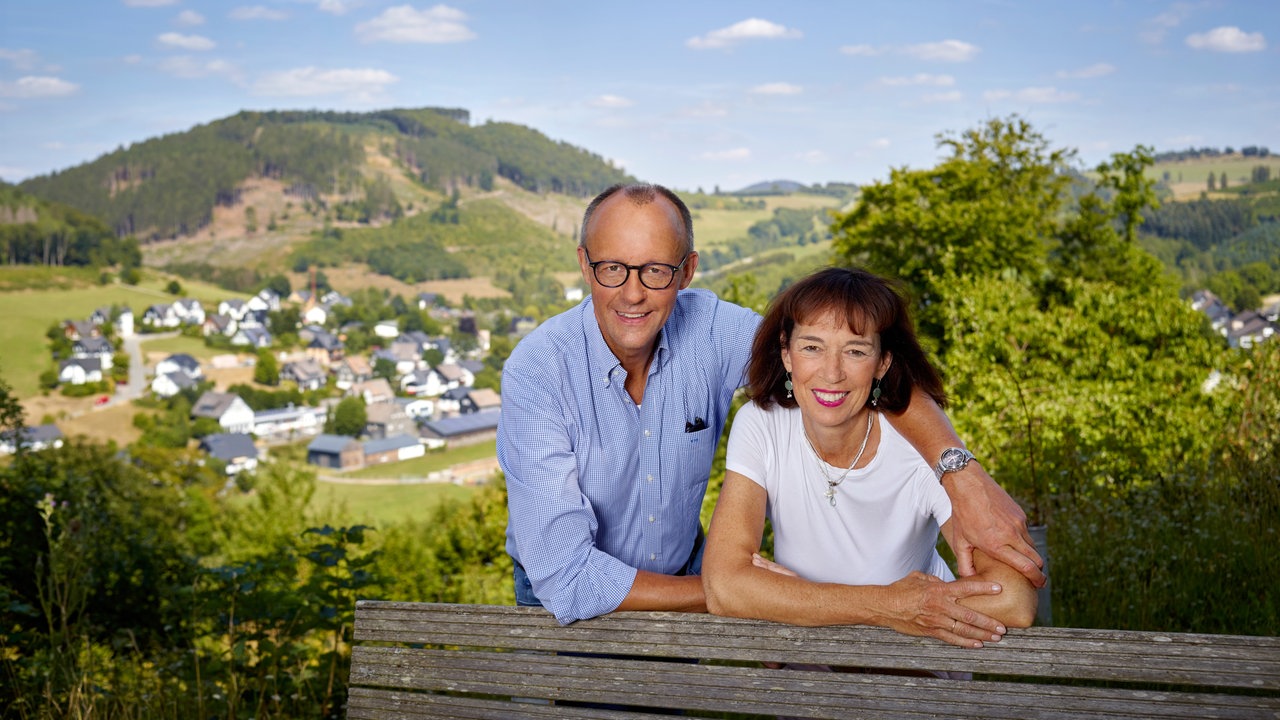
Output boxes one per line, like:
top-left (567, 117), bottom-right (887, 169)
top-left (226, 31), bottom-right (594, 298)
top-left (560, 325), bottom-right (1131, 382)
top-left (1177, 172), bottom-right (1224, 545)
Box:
top-left (0, 183), bottom-right (140, 267)
top-left (16, 107), bottom-right (632, 242)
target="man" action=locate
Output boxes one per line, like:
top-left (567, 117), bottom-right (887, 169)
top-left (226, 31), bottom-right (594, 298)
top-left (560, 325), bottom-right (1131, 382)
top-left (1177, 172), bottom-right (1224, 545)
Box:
top-left (499, 183), bottom-right (1043, 629)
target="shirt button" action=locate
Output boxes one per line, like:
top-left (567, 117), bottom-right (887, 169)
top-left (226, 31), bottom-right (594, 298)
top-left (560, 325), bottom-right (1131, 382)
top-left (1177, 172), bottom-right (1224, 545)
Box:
top-left (648, 515), bottom-right (655, 523)
top-left (649, 553), bottom-right (656, 561)
top-left (646, 475), bottom-right (653, 483)
top-left (644, 429), bottom-right (651, 437)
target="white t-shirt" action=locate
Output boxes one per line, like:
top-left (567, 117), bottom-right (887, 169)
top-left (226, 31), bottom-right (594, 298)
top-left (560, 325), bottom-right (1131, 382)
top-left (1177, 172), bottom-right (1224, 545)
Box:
top-left (725, 401), bottom-right (954, 585)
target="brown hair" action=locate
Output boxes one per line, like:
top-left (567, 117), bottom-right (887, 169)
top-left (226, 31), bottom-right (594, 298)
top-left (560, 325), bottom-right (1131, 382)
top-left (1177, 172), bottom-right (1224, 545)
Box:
top-left (745, 266), bottom-right (946, 413)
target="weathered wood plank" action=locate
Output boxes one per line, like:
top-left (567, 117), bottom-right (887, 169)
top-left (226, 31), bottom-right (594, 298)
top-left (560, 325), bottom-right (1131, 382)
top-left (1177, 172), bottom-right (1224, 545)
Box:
top-left (353, 601), bottom-right (1280, 690)
top-left (349, 645), bottom-right (1280, 720)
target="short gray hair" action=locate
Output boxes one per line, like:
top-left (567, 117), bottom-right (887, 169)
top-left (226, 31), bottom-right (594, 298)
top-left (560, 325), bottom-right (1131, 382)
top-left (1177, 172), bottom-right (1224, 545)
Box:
top-left (579, 183), bottom-right (694, 256)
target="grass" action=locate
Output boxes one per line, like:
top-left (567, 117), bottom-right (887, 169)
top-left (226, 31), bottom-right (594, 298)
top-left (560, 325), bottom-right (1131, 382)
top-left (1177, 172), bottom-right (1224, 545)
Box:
top-left (344, 439), bottom-right (497, 478)
top-left (314, 480), bottom-right (477, 528)
top-left (691, 193), bottom-right (843, 249)
top-left (138, 334), bottom-right (225, 362)
top-left (0, 267), bottom-right (246, 398)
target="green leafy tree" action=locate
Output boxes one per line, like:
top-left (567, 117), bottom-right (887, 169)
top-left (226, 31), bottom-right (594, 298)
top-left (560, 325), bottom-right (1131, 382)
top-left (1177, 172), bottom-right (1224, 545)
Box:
top-left (831, 115), bottom-right (1073, 342)
top-left (326, 396), bottom-right (366, 436)
top-left (254, 348), bottom-right (279, 386)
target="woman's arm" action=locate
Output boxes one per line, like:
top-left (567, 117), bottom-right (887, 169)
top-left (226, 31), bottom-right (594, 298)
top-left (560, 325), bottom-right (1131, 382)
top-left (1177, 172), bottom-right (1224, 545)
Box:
top-left (703, 472), bottom-right (1007, 647)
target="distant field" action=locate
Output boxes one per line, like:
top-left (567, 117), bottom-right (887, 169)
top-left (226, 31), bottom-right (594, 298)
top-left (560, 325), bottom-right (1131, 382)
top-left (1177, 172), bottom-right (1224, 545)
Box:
top-left (693, 193), bottom-right (843, 248)
top-left (0, 267), bottom-right (244, 398)
top-left (313, 479), bottom-right (478, 528)
top-left (1150, 155), bottom-right (1280, 200)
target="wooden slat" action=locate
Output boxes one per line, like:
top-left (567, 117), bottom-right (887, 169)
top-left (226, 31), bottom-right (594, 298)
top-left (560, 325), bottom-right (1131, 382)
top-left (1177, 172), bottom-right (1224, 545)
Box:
top-left (353, 601), bottom-right (1280, 690)
top-left (348, 646), bottom-right (1280, 720)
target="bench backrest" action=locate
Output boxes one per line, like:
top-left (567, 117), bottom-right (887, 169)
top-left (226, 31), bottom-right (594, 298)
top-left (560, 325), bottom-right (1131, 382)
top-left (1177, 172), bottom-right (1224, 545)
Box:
top-left (349, 600), bottom-right (1280, 719)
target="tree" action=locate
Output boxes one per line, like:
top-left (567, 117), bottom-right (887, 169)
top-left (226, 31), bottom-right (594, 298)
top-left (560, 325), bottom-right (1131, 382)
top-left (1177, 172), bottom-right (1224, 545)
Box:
top-left (326, 396), bottom-right (366, 436)
top-left (831, 114), bottom-right (1074, 344)
top-left (254, 349), bottom-right (279, 386)
top-left (166, 280), bottom-right (182, 295)
top-left (1208, 173), bottom-right (1217, 191)
top-left (1220, 172), bottom-right (1228, 189)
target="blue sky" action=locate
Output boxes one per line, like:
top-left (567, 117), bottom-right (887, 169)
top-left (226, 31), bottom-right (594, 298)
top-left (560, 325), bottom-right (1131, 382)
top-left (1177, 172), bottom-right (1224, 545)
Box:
top-left (1, 1), bottom-right (1276, 193)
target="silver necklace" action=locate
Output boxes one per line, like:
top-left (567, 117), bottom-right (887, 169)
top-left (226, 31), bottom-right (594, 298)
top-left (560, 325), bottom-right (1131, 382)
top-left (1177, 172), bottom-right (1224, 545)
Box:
top-left (802, 411), bottom-right (875, 507)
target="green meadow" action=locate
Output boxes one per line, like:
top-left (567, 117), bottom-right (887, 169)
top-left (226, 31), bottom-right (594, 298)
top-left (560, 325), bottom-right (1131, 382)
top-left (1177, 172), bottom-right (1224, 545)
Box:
top-left (0, 267), bottom-right (245, 397)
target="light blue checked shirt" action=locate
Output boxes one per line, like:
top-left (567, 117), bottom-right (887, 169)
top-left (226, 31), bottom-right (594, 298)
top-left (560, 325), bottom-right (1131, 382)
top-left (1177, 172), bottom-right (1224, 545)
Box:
top-left (499, 288), bottom-right (760, 624)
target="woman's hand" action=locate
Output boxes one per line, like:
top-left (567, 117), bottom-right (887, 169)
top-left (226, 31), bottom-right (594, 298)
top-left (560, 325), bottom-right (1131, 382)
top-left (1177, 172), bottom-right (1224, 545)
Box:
top-left (880, 572), bottom-right (1008, 648)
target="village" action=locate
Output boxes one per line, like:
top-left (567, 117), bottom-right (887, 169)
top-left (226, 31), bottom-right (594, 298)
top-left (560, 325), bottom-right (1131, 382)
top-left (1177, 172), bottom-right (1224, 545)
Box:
top-left (3, 281), bottom-right (561, 484)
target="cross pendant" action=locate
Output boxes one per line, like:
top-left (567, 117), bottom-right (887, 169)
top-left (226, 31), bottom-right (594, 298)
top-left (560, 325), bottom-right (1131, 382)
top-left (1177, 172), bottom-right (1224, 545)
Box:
top-left (825, 484), bottom-right (837, 507)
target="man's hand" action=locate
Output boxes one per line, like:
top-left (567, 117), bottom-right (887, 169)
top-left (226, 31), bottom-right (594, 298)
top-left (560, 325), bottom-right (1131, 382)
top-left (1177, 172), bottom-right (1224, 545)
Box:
top-left (943, 465), bottom-right (1045, 587)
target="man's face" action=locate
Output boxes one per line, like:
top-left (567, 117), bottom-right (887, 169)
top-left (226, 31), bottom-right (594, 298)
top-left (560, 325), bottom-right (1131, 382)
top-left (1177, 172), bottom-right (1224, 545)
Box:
top-left (577, 193), bottom-right (698, 369)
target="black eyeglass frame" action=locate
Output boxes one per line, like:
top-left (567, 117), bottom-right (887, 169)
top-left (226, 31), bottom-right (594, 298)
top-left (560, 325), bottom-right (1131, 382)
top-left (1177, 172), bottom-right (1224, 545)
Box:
top-left (583, 250), bottom-right (691, 290)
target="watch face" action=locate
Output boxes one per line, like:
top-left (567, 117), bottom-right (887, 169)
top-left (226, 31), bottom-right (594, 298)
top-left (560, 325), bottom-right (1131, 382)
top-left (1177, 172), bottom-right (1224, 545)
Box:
top-left (941, 448), bottom-right (969, 470)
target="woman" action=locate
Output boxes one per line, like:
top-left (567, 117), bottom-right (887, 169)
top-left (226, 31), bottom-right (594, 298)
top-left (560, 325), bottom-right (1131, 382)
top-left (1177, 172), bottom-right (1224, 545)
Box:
top-left (703, 267), bottom-right (1036, 648)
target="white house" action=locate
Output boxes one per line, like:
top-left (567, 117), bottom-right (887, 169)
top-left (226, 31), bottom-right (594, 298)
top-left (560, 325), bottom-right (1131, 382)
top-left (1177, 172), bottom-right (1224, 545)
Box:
top-left (58, 358), bottom-right (103, 385)
top-left (218, 298), bottom-right (250, 322)
top-left (199, 433), bottom-right (260, 476)
top-left (0, 424), bottom-right (64, 454)
top-left (172, 298), bottom-right (206, 325)
top-left (252, 404), bottom-right (327, 440)
top-left (374, 320), bottom-right (400, 339)
top-left (191, 391), bottom-right (255, 434)
top-left (400, 367), bottom-right (450, 397)
top-left (151, 371), bottom-right (199, 398)
top-left (395, 396), bottom-right (434, 420)
top-left (71, 337), bottom-right (114, 369)
top-left (143, 303), bottom-right (181, 328)
top-left (156, 353), bottom-right (203, 380)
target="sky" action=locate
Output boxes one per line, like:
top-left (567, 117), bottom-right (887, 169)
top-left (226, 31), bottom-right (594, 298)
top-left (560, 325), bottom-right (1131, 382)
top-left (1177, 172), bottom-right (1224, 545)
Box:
top-left (1, 1), bottom-right (1277, 193)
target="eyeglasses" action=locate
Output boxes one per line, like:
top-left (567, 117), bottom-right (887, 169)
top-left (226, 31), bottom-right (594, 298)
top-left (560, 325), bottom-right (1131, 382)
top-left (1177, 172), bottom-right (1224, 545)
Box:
top-left (585, 251), bottom-right (690, 290)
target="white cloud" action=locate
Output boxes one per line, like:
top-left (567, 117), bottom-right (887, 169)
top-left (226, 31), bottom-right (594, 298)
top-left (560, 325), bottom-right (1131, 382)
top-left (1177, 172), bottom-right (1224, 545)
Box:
top-left (751, 82), bottom-right (802, 95)
top-left (839, 44), bottom-right (881, 57)
top-left (902, 40), bottom-right (979, 62)
top-left (984, 86), bottom-right (1080, 103)
top-left (590, 94), bottom-right (633, 108)
top-left (0, 48), bottom-right (40, 71)
top-left (158, 33), bottom-right (216, 51)
top-left (230, 6), bottom-right (288, 20)
top-left (1141, 3), bottom-right (1192, 44)
top-left (880, 73), bottom-right (954, 87)
top-left (176, 10), bottom-right (205, 26)
top-left (797, 150), bottom-right (828, 164)
top-left (700, 147), bottom-right (752, 161)
top-left (157, 56), bottom-right (238, 79)
top-left (123, 0), bottom-right (178, 6)
top-left (870, 138), bottom-right (891, 149)
top-left (680, 101), bottom-right (728, 118)
top-left (123, 54), bottom-right (143, 64)
top-left (686, 18), bottom-right (802, 50)
top-left (356, 5), bottom-right (476, 43)
top-left (0, 76), bottom-right (79, 98)
top-left (252, 66), bottom-right (398, 99)
top-left (1186, 26), bottom-right (1266, 53)
top-left (1056, 63), bottom-right (1116, 79)
top-left (921, 90), bottom-right (963, 103)
top-left (310, 0), bottom-right (359, 15)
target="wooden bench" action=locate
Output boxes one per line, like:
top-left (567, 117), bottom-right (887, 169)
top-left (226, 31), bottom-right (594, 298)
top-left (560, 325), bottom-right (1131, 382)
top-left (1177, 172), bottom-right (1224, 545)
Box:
top-left (349, 600), bottom-right (1280, 719)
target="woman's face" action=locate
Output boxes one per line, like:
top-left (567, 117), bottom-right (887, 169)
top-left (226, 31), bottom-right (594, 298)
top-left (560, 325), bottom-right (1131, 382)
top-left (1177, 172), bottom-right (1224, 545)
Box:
top-left (780, 309), bottom-right (891, 433)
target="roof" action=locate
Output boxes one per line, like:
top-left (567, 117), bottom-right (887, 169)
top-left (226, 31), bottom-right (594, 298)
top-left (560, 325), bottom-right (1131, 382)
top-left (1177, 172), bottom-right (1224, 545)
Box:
top-left (365, 402), bottom-right (407, 423)
top-left (308, 433), bottom-right (361, 454)
top-left (362, 434), bottom-right (420, 454)
top-left (342, 356), bottom-right (372, 375)
top-left (353, 378), bottom-right (394, 398)
top-left (469, 388), bottom-right (502, 408)
top-left (192, 391), bottom-right (243, 419)
top-left (164, 353), bottom-right (201, 371)
top-left (158, 371), bottom-right (198, 389)
top-left (254, 404), bottom-right (326, 421)
top-left (1, 423), bottom-right (64, 445)
top-left (60, 357), bottom-right (102, 372)
top-left (420, 408), bottom-right (501, 438)
top-left (440, 386), bottom-right (471, 400)
top-left (199, 433), bottom-right (258, 461)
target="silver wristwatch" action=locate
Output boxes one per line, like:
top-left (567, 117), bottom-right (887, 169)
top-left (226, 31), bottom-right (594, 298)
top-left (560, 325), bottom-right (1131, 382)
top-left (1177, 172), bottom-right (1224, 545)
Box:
top-left (934, 447), bottom-right (976, 481)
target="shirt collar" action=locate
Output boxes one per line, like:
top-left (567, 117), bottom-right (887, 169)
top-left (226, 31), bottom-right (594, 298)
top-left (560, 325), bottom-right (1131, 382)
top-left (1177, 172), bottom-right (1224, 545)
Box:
top-left (581, 296), bottom-right (674, 388)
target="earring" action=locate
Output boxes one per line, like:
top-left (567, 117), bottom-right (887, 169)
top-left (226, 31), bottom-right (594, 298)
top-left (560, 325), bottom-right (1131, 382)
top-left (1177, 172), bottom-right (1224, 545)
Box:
top-left (784, 373), bottom-right (793, 399)
top-left (870, 377), bottom-right (882, 407)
